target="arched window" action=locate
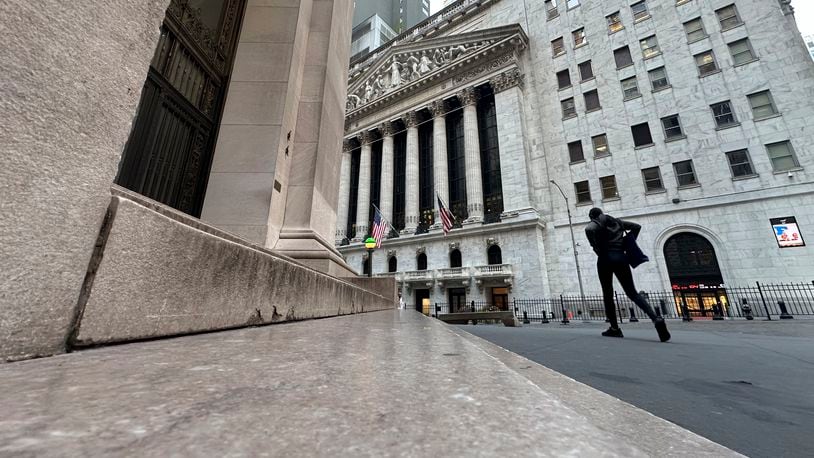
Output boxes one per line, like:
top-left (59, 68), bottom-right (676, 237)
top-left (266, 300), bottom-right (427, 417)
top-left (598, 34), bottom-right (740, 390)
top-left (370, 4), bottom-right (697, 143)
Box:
top-left (417, 253), bottom-right (427, 271)
top-left (388, 256), bottom-right (398, 273)
top-left (487, 245), bottom-right (502, 265)
top-left (450, 249), bottom-right (462, 268)
top-left (663, 233), bottom-right (723, 286)
top-left (362, 256), bottom-right (371, 276)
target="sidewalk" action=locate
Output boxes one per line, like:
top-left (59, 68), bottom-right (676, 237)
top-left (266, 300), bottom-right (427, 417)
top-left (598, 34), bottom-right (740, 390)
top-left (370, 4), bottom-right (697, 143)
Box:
top-left (0, 310), bottom-right (739, 457)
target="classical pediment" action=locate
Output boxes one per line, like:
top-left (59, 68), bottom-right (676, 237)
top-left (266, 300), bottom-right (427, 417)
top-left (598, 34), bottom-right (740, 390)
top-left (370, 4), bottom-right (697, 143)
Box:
top-left (345, 24), bottom-right (528, 117)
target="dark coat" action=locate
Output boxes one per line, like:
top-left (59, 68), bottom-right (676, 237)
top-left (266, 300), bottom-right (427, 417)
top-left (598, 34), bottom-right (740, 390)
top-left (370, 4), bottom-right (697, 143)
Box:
top-left (585, 214), bottom-right (641, 256)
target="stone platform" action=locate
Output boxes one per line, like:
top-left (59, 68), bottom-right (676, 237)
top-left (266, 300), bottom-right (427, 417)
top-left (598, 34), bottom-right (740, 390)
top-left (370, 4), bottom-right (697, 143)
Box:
top-left (0, 311), bottom-right (740, 457)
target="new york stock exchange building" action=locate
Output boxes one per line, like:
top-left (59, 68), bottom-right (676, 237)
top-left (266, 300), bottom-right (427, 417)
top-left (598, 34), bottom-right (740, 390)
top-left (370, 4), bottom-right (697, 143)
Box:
top-left (336, 0), bottom-right (814, 315)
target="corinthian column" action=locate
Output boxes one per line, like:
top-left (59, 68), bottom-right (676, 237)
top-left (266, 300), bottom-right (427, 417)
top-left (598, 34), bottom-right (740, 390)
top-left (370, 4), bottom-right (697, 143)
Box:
top-left (491, 69), bottom-right (533, 214)
top-left (379, 122), bottom-right (395, 226)
top-left (354, 131), bottom-right (373, 241)
top-left (335, 139), bottom-right (353, 244)
top-left (403, 111), bottom-right (420, 234)
top-left (429, 100), bottom-right (449, 228)
top-left (459, 86), bottom-right (484, 223)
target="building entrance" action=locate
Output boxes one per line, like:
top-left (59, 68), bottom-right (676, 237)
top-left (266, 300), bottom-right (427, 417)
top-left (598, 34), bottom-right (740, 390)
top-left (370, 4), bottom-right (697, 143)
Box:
top-left (491, 287), bottom-right (509, 311)
top-left (414, 289), bottom-right (430, 314)
top-left (664, 233), bottom-right (729, 318)
top-left (116, 0), bottom-right (246, 216)
top-left (449, 288), bottom-right (467, 313)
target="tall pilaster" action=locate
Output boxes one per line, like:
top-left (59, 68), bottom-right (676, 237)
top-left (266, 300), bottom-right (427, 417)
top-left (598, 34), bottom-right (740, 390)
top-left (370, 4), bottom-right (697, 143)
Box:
top-left (403, 111), bottom-right (420, 234)
top-left (429, 100), bottom-right (449, 227)
top-left (354, 131), bottom-right (373, 241)
top-left (491, 69), bottom-right (533, 214)
top-left (335, 140), bottom-right (353, 243)
top-left (459, 87), bottom-right (484, 223)
top-left (379, 122), bottom-right (395, 226)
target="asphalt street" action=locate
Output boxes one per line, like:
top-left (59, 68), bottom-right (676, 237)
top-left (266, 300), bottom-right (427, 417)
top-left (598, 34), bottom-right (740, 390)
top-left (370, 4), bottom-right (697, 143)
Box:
top-left (458, 319), bottom-right (814, 458)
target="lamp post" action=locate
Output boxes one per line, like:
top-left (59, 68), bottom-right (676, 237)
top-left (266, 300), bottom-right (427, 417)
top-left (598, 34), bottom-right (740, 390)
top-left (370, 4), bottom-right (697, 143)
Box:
top-left (364, 237), bottom-right (377, 278)
top-left (550, 180), bottom-right (586, 309)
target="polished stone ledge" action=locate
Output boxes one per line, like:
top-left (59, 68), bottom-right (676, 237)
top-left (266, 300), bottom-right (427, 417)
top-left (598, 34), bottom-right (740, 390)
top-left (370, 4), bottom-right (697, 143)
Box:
top-left (0, 311), bottom-right (739, 457)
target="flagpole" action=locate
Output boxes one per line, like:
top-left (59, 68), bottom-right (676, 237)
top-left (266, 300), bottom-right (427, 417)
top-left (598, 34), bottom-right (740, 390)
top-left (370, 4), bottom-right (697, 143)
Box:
top-left (370, 202), bottom-right (396, 234)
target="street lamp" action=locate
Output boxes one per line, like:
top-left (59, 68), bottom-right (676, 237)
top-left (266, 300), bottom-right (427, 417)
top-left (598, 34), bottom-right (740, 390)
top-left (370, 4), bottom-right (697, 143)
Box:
top-left (364, 237), bottom-right (377, 278)
top-left (549, 180), bottom-right (586, 310)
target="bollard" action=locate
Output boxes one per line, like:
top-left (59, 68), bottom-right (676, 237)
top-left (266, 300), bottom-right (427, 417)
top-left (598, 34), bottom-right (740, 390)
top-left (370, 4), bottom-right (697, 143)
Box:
top-left (741, 299), bottom-right (754, 320)
top-left (523, 311), bottom-right (531, 324)
top-left (629, 307), bottom-right (639, 323)
top-left (541, 310), bottom-right (550, 324)
top-left (778, 301), bottom-right (794, 320)
top-left (435, 303), bottom-right (440, 318)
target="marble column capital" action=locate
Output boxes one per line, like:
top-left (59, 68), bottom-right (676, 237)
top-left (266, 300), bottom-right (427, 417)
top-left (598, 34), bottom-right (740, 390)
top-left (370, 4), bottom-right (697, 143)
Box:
top-left (342, 139), bottom-right (355, 154)
top-left (491, 67), bottom-right (524, 93)
top-left (379, 121), bottom-right (394, 137)
top-left (357, 130), bottom-right (373, 145)
top-left (428, 100), bottom-right (448, 118)
top-left (457, 86), bottom-right (478, 107)
top-left (402, 111), bottom-right (419, 128)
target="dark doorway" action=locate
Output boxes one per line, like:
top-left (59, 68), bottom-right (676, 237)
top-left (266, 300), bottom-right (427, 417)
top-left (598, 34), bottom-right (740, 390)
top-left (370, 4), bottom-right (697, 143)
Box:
top-left (415, 289), bottom-right (430, 314)
top-left (487, 245), bottom-right (502, 265)
top-left (116, 0), bottom-right (246, 216)
top-left (449, 288), bottom-right (466, 312)
top-left (492, 287), bottom-right (509, 311)
top-left (388, 256), bottom-right (398, 273)
top-left (664, 233), bottom-right (728, 318)
top-left (450, 249), bottom-right (462, 268)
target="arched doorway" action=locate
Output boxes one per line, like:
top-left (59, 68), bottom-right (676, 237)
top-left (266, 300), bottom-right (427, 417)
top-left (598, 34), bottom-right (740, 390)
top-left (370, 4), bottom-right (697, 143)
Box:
top-left (664, 232), bottom-right (727, 318)
top-left (388, 256), bottom-right (398, 273)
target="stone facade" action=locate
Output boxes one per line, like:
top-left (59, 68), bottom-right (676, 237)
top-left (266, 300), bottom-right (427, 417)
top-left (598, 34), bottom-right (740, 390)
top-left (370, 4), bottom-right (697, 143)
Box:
top-left (337, 0), bottom-right (814, 310)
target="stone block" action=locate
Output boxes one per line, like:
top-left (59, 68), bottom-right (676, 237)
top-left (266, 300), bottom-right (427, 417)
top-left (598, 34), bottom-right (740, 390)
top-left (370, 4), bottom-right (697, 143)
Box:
top-left (72, 194), bottom-right (395, 346)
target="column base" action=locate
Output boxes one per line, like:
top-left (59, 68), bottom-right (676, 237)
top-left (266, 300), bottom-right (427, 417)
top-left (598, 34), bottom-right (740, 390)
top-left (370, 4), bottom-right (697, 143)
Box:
top-left (274, 229), bottom-right (358, 277)
top-left (400, 227), bottom-right (416, 235)
top-left (463, 217), bottom-right (483, 226)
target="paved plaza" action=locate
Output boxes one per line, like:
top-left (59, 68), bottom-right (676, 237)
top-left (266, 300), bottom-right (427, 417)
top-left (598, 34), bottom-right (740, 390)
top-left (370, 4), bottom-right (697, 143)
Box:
top-left (460, 319), bottom-right (814, 458)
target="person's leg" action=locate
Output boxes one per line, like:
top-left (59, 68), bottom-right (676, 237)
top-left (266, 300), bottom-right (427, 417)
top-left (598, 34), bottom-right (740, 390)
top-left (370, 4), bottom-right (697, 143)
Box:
top-left (612, 262), bottom-right (658, 321)
top-left (597, 260), bottom-right (619, 329)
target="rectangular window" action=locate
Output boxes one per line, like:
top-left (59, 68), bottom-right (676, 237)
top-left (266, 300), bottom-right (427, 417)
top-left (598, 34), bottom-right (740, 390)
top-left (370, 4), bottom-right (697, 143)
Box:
top-left (552, 37), bottom-right (565, 57)
top-left (584, 89), bottom-right (601, 112)
top-left (614, 46), bottom-right (633, 69)
top-left (557, 69), bottom-right (572, 89)
top-left (631, 1), bottom-right (650, 21)
top-left (621, 77), bottom-right (641, 100)
top-left (725, 149), bottom-right (756, 177)
top-left (573, 28), bottom-right (587, 47)
top-left (631, 122), bottom-right (654, 147)
top-left (684, 18), bottom-right (707, 43)
top-left (607, 12), bottom-right (624, 33)
top-left (568, 140), bottom-right (585, 163)
top-left (579, 60), bottom-right (594, 81)
top-left (561, 97), bottom-right (576, 118)
top-left (729, 38), bottom-right (756, 65)
top-left (711, 101), bottom-right (738, 128)
top-left (600, 175), bottom-right (619, 199)
top-left (566, 0), bottom-right (580, 8)
top-left (673, 160), bottom-right (698, 187)
top-left (545, 0), bottom-right (559, 19)
top-left (716, 4), bottom-right (743, 30)
top-left (648, 66), bottom-right (670, 91)
top-left (642, 167), bottom-right (664, 192)
top-left (661, 114), bottom-right (684, 140)
top-left (592, 134), bottom-right (610, 157)
top-left (766, 141), bottom-right (800, 172)
top-left (748, 90), bottom-right (778, 119)
top-left (695, 50), bottom-right (719, 76)
top-left (640, 35), bottom-right (661, 59)
top-left (574, 180), bottom-right (591, 204)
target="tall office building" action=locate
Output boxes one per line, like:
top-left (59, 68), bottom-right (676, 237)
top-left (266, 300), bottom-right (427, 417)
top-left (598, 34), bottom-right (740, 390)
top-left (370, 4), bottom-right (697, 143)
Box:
top-left (351, 0), bottom-right (431, 61)
top-left (337, 0), bottom-right (814, 316)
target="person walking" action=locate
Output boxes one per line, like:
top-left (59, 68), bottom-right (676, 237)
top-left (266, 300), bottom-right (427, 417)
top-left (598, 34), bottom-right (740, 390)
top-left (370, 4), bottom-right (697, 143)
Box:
top-left (584, 208), bottom-right (670, 342)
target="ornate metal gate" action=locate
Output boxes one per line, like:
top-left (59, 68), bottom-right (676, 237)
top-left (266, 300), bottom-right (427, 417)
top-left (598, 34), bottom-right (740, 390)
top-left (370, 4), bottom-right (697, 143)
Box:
top-left (116, 0), bottom-right (245, 216)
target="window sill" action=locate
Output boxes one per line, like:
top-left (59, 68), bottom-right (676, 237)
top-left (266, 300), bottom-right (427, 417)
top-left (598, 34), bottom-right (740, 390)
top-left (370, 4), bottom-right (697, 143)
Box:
top-left (652, 85), bottom-right (672, 93)
top-left (687, 36), bottom-right (709, 45)
top-left (699, 69), bottom-right (722, 78)
top-left (594, 153), bottom-right (611, 159)
top-left (585, 107), bottom-right (602, 114)
top-left (677, 184), bottom-right (701, 190)
top-left (643, 52), bottom-right (662, 60)
top-left (634, 143), bottom-right (655, 150)
top-left (624, 94), bottom-right (643, 102)
top-left (721, 22), bottom-right (745, 33)
top-left (558, 85), bottom-right (573, 91)
top-left (562, 114), bottom-right (578, 121)
top-left (732, 174), bottom-right (759, 181)
top-left (608, 27), bottom-right (625, 35)
top-left (580, 77), bottom-right (596, 84)
top-left (569, 159), bottom-right (586, 165)
top-left (734, 58), bottom-right (759, 68)
top-left (574, 43), bottom-right (588, 50)
top-left (715, 122), bottom-right (741, 131)
top-left (754, 113), bottom-right (782, 122)
top-left (645, 189), bottom-right (667, 195)
top-left (616, 63), bottom-right (635, 71)
top-left (547, 13), bottom-right (559, 21)
top-left (576, 201), bottom-right (594, 207)
top-left (553, 51), bottom-right (566, 59)
top-left (602, 196), bottom-right (621, 202)
top-left (773, 167), bottom-right (803, 175)
top-left (665, 135), bottom-right (687, 143)
top-left (634, 15), bottom-right (652, 24)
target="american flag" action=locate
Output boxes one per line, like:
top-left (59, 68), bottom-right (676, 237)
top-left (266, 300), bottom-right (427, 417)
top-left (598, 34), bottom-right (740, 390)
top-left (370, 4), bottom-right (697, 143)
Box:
top-left (437, 194), bottom-right (454, 236)
top-left (371, 207), bottom-right (388, 248)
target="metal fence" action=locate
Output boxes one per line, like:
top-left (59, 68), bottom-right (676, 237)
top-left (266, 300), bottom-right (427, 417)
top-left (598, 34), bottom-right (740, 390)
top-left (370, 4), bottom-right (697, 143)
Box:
top-left (428, 281), bottom-right (814, 322)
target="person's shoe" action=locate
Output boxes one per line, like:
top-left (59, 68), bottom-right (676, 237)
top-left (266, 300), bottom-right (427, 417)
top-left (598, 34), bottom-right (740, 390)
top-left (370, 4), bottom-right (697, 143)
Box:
top-left (601, 327), bottom-right (624, 338)
top-left (654, 317), bottom-right (671, 342)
